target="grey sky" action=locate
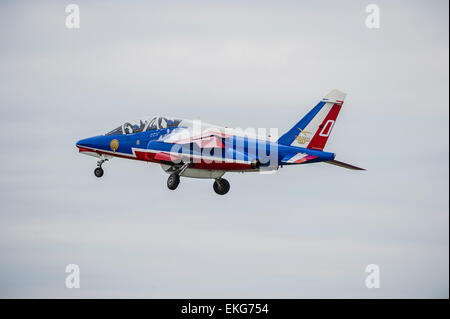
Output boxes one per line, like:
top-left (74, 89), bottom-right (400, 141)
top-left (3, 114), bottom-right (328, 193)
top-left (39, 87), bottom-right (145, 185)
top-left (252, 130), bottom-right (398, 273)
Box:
top-left (0, 0), bottom-right (448, 298)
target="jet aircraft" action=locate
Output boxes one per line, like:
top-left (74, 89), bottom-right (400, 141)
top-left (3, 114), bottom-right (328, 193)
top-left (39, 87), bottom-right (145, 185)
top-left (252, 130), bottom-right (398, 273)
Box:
top-left (76, 89), bottom-right (364, 195)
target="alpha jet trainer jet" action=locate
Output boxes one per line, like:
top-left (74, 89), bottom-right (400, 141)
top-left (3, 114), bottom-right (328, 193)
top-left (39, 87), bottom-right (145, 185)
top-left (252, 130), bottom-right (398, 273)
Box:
top-left (76, 89), bottom-right (364, 195)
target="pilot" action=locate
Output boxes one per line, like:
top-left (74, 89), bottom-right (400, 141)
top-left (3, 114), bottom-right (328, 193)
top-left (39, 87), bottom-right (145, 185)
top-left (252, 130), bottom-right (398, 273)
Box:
top-left (123, 122), bottom-right (134, 134)
top-left (159, 117), bottom-right (168, 129)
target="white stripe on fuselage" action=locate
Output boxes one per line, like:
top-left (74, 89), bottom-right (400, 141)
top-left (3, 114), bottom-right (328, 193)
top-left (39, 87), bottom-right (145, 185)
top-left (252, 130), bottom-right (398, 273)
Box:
top-left (285, 153), bottom-right (308, 163)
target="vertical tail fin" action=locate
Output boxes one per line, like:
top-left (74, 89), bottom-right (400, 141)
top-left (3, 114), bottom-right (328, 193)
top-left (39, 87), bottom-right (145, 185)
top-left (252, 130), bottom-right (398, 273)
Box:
top-left (278, 89), bottom-right (346, 151)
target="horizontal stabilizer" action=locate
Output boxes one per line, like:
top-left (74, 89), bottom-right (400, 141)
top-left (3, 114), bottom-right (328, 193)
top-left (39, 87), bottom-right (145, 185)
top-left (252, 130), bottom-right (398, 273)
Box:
top-left (325, 160), bottom-right (365, 170)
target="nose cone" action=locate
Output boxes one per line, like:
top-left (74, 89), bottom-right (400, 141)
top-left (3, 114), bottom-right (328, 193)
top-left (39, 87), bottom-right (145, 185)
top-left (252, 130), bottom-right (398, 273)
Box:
top-left (76, 137), bottom-right (93, 148)
top-left (76, 136), bottom-right (103, 149)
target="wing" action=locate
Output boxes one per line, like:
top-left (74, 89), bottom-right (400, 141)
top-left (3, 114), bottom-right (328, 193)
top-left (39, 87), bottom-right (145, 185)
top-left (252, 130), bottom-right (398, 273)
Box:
top-left (148, 128), bottom-right (230, 165)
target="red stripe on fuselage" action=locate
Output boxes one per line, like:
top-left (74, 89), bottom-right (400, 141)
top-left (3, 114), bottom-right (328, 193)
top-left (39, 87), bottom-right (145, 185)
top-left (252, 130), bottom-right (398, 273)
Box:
top-left (293, 155), bottom-right (318, 164)
top-left (77, 145), bottom-right (252, 171)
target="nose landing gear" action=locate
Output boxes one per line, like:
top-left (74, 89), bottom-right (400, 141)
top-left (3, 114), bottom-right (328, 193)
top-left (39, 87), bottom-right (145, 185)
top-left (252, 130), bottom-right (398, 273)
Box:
top-left (94, 158), bottom-right (108, 178)
top-left (94, 167), bottom-right (104, 178)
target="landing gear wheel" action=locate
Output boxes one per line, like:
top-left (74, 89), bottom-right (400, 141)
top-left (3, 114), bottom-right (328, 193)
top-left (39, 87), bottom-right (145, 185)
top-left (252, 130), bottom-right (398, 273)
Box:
top-left (167, 173), bottom-right (180, 190)
top-left (213, 178), bottom-right (230, 195)
top-left (94, 167), bottom-right (104, 178)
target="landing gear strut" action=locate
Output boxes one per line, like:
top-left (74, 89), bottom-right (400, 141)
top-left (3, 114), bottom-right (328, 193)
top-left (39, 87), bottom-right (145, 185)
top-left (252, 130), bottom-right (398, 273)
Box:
top-left (94, 158), bottom-right (108, 178)
top-left (213, 178), bottom-right (230, 195)
top-left (166, 162), bottom-right (190, 190)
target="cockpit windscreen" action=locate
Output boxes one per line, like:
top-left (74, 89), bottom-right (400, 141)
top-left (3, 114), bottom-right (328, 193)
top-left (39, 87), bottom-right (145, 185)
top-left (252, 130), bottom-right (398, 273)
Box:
top-left (105, 116), bottom-right (182, 136)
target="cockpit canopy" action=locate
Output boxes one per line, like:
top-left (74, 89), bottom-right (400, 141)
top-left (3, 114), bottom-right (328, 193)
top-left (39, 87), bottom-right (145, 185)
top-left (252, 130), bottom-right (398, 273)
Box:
top-left (106, 116), bottom-right (182, 136)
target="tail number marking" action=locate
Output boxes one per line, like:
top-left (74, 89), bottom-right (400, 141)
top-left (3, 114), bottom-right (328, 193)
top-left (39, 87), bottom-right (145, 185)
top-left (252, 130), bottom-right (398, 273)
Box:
top-left (319, 120), bottom-right (335, 137)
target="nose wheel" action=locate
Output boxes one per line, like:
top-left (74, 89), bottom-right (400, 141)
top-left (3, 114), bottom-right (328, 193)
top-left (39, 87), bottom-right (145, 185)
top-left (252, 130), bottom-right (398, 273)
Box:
top-left (213, 178), bottom-right (230, 195)
top-left (94, 167), bottom-right (104, 178)
top-left (94, 158), bottom-right (108, 178)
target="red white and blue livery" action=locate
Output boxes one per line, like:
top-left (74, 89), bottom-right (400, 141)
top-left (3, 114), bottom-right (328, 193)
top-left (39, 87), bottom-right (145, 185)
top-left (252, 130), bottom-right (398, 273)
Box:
top-left (76, 89), bottom-right (364, 195)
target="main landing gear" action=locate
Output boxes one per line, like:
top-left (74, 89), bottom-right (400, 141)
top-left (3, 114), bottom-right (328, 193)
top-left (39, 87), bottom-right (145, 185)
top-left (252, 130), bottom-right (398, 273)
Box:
top-left (165, 163), bottom-right (230, 195)
top-left (213, 178), bottom-right (230, 195)
top-left (167, 162), bottom-right (190, 190)
top-left (94, 158), bottom-right (108, 178)
top-left (167, 173), bottom-right (180, 190)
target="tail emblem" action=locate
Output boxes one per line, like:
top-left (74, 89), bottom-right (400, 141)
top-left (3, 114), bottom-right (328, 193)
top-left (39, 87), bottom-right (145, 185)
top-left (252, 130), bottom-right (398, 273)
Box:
top-left (295, 128), bottom-right (312, 144)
